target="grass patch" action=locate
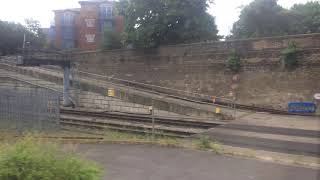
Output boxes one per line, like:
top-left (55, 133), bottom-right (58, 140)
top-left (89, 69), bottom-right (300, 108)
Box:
top-left (103, 130), bottom-right (223, 153)
top-left (0, 130), bottom-right (222, 158)
top-left (103, 130), bottom-right (182, 146)
top-left (0, 135), bottom-right (102, 180)
top-left (198, 136), bottom-right (211, 149)
top-left (195, 136), bottom-right (223, 154)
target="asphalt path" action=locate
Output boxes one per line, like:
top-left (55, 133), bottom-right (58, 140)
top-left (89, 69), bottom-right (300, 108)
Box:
top-left (75, 144), bottom-right (319, 180)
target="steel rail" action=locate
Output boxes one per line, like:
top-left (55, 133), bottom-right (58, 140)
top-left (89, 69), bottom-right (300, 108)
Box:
top-left (60, 109), bottom-right (223, 129)
top-left (60, 119), bottom-right (193, 138)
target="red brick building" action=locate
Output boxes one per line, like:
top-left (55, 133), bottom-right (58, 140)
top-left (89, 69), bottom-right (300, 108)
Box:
top-left (53, 0), bottom-right (124, 51)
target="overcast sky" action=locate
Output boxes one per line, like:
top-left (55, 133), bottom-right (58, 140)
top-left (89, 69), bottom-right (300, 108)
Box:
top-left (0, 0), bottom-right (314, 36)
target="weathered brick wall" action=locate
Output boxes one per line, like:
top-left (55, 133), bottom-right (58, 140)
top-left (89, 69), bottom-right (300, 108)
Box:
top-left (72, 33), bottom-right (320, 109)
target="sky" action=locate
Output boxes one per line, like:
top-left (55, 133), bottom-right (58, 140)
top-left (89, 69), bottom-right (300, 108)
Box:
top-left (0, 0), bottom-right (314, 36)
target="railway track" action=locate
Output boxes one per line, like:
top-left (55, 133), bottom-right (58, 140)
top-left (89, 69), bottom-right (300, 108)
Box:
top-left (60, 109), bottom-right (224, 138)
top-left (196, 97), bottom-right (317, 116)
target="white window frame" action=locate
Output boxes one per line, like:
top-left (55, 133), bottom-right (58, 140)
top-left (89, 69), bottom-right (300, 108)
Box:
top-left (63, 12), bottom-right (74, 26)
top-left (85, 34), bottom-right (95, 43)
top-left (85, 19), bottom-right (95, 28)
top-left (105, 6), bottom-right (113, 17)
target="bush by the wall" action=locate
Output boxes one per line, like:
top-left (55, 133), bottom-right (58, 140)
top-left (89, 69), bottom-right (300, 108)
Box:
top-left (227, 51), bottom-right (241, 72)
top-left (0, 137), bottom-right (102, 180)
top-left (281, 41), bottom-right (299, 69)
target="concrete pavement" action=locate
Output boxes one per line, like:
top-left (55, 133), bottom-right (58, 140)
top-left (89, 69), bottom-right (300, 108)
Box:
top-left (75, 144), bottom-right (319, 180)
top-left (202, 112), bottom-right (320, 156)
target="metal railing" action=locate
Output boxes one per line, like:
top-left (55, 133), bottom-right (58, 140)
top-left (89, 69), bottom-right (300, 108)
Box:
top-left (0, 71), bottom-right (191, 118)
top-left (35, 65), bottom-right (236, 107)
top-left (70, 69), bottom-right (237, 117)
top-left (0, 57), bottom-right (237, 119)
top-left (38, 66), bottom-right (237, 118)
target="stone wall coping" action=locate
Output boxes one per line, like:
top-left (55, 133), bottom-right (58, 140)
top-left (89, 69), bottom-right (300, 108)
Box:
top-left (70, 33), bottom-right (320, 55)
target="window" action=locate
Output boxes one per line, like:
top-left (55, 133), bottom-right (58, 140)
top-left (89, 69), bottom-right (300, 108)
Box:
top-left (85, 34), bottom-right (95, 43)
top-left (63, 28), bottom-right (74, 39)
top-left (105, 6), bottom-right (113, 17)
top-left (100, 21), bottom-right (113, 33)
top-left (62, 40), bottom-right (75, 49)
top-left (63, 12), bottom-right (74, 26)
top-left (85, 19), bottom-right (95, 27)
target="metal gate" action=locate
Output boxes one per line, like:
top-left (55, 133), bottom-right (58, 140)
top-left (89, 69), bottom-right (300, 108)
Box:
top-left (0, 78), bottom-right (60, 133)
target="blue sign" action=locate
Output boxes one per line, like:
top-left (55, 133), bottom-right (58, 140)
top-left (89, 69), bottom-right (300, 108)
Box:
top-left (288, 102), bottom-right (317, 113)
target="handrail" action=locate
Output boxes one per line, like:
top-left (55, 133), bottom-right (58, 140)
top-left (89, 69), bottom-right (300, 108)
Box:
top-left (0, 75), bottom-right (61, 94)
top-left (0, 59), bottom-right (235, 104)
top-left (72, 69), bottom-right (237, 118)
top-left (30, 64), bottom-right (234, 104)
top-left (74, 70), bottom-right (234, 103)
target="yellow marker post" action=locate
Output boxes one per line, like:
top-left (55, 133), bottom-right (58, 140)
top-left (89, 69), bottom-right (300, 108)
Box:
top-left (107, 88), bottom-right (115, 97)
top-left (215, 107), bottom-right (221, 114)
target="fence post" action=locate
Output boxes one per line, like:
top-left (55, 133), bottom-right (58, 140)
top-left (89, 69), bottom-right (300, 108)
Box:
top-left (233, 100), bottom-right (237, 120)
top-left (149, 105), bottom-right (155, 142)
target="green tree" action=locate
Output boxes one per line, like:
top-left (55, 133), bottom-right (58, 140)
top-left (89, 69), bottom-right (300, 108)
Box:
top-left (116, 0), bottom-right (130, 16)
top-left (101, 28), bottom-right (123, 50)
top-left (231, 0), bottom-right (294, 39)
top-left (0, 21), bottom-right (27, 55)
top-left (25, 18), bottom-right (47, 48)
top-left (230, 0), bottom-right (320, 39)
top-left (290, 1), bottom-right (320, 34)
top-left (0, 19), bottom-right (46, 55)
top-left (124, 0), bottom-right (218, 48)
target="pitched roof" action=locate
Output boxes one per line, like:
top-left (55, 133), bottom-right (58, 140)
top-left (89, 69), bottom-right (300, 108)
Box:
top-left (79, 0), bottom-right (114, 5)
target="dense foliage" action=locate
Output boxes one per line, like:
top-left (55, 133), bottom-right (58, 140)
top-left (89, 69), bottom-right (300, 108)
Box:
top-left (281, 41), bottom-right (299, 69)
top-left (230, 0), bottom-right (320, 39)
top-left (123, 0), bottom-right (218, 48)
top-left (25, 18), bottom-right (47, 47)
top-left (0, 19), bottom-right (46, 55)
top-left (227, 51), bottom-right (241, 72)
top-left (291, 1), bottom-right (320, 34)
top-left (0, 137), bottom-right (102, 180)
top-left (101, 29), bottom-right (123, 50)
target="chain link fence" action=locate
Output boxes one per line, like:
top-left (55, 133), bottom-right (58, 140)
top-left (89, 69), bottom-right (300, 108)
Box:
top-left (0, 76), bottom-right (60, 133)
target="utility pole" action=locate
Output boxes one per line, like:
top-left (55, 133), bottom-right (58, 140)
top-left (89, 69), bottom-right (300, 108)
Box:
top-left (149, 105), bottom-right (155, 142)
top-left (22, 34), bottom-right (26, 49)
top-left (63, 64), bottom-right (72, 107)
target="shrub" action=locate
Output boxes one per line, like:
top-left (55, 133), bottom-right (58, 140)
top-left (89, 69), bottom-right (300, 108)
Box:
top-left (281, 41), bottom-right (299, 69)
top-left (197, 136), bottom-right (222, 154)
top-left (0, 137), bottom-right (102, 180)
top-left (227, 51), bottom-right (241, 72)
top-left (198, 136), bottom-right (211, 150)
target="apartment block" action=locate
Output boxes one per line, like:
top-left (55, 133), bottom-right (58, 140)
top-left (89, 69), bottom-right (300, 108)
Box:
top-left (53, 0), bottom-right (124, 51)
